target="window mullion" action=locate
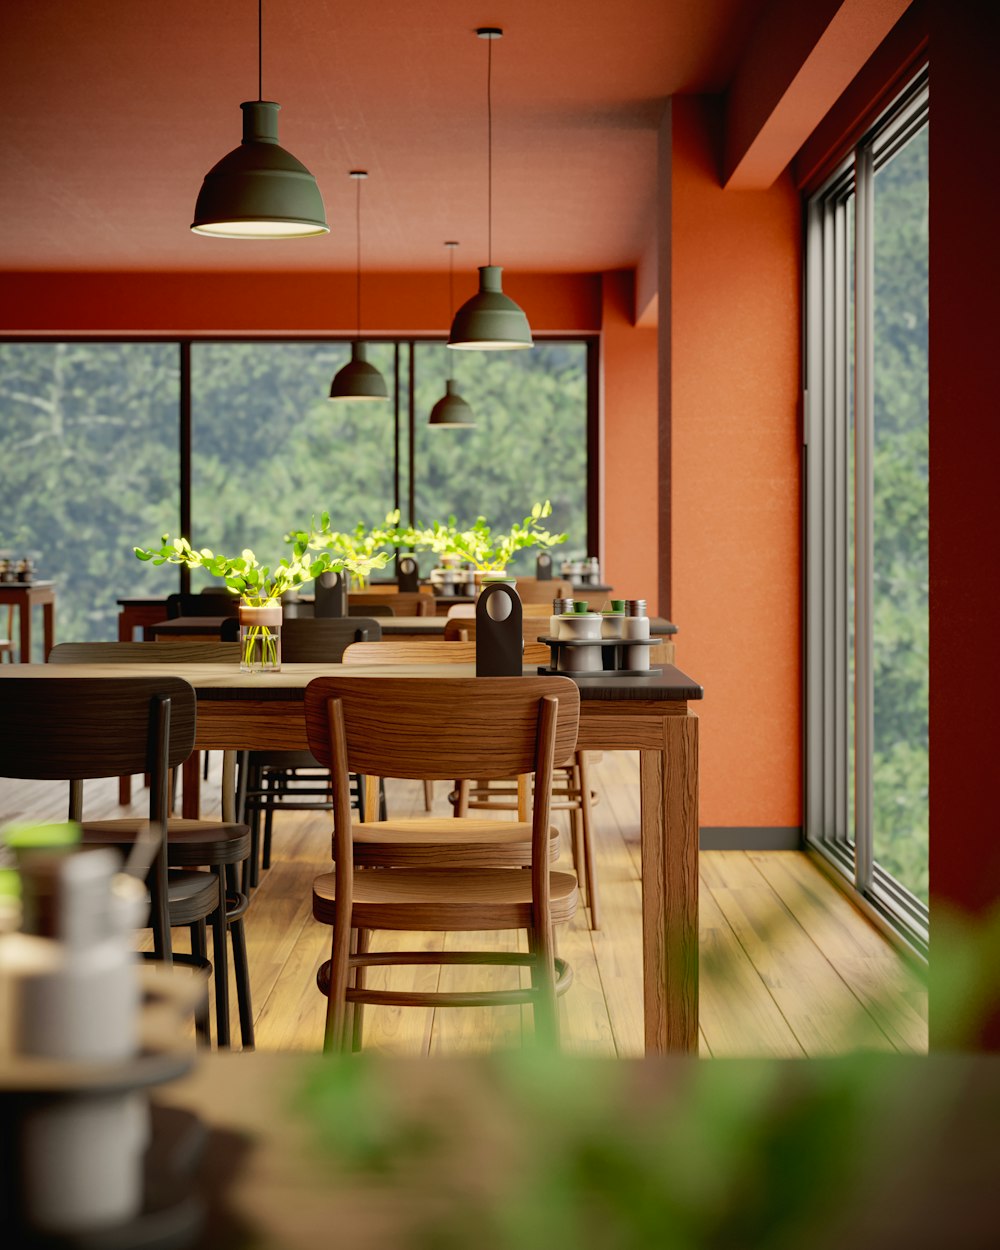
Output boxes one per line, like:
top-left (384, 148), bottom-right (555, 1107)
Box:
top-left (853, 144), bottom-right (876, 895)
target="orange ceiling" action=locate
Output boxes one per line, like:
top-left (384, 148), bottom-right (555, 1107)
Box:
top-left (0, 0), bottom-right (768, 275)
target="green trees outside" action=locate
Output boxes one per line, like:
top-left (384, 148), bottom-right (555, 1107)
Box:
top-left (871, 125), bottom-right (929, 903)
top-left (0, 338), bottom-right (588, 647)
top-left (0, 342), bottom-right (179, 654)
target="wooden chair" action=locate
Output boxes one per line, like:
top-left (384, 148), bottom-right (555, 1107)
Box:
top-left (0, 674), bottom-right (241, 1047)
top-left (349, 590), bottom-right (435, 617)
top-left (47, 643), bottom-right (254, 1048)
top-left (165, 591), bottom-right (241, 618)
top-left (239, 617), bottom-right (385, 882)
top-left (441, 617), bottom-right (602, 928)
top-left (342, 639), bottom-right (557, 846)
top-left (305, 675), bottom-right (580, 1051)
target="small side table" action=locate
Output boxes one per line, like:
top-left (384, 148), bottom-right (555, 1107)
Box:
top-left (0, 580), bottom-right (56, 662)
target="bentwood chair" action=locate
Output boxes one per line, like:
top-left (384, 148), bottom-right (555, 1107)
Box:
top-left (0, 674), bottom-right (228, 1044)
top-left (439, 617), bottom-right (602, 928)
top-left (48, 643), bottom-right (254, 1048)
top-left (341, 639), bottom-right (561, 864)
top-left (304, 675), bottom-right (580, 1051)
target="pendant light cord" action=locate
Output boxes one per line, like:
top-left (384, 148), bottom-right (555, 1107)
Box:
top-left (356, 175), bottom-right (362, 339)
top-left (487, 34), bottom-right (493, 267)
top-left (257, 0), bottom-right (263, 101)
top-left (446, 243), bottom-right (455, 380)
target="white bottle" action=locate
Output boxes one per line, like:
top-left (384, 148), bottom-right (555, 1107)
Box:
top-left (0, 849), bottom-right (150, 1234)
top-left (623, 599), bottom-right (651, 670)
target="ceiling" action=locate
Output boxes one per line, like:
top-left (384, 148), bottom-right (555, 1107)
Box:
top-left (0, 0), bottom-right (768, 275)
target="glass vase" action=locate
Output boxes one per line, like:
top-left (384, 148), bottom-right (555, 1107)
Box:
top-left (238, 603), bottom-right (282, 672)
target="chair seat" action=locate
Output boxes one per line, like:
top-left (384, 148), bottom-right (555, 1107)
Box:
top-left (313, 867), bottom-right (579, 932)
top-left (166, 869), bottom-right (223, 926)
top-left (81, 818), bottom-right (251, 867)
top-left (349, 817), bottom-right (561, 868)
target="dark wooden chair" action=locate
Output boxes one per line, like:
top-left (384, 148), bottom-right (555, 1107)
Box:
top-left (0, 674), bottom-right (235, 1045)
top-left (165, 591), bottom-right (241, 618)
top-left (305, 675), bottom-right (580, 1052)
top-left (47, 643), bottom-right (254, 1048)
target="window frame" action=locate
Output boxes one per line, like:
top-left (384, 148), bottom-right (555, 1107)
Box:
top-left (804, 69), bottom-right (929, 954)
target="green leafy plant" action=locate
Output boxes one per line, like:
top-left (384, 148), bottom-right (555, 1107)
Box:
top-left (134, 534), bottom-right (388, 667)
top-left (408, 502), bottom-right (567, 573)
top-left (286, 512), bottom-right (404, 591)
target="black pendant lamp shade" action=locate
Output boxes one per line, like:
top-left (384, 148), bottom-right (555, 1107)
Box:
top-left (448, 28), bottom-right (532, 351)
top-left (329, 341), bottom-right (389, 401)
top-left (429, 379), bottom-right (475, 427)
top-left (192, 101), bottom-right (328, 238)
top-left (431, 242), bottom-right (475, 425)
top-left (329, 171), bottom-right (389, 402)
top-left (448, 264), bottom-right (532, 351)
top-left (191, 2), bottom-right (327, 239)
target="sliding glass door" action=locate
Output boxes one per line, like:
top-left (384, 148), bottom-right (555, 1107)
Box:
top-left (805, 72), bottom-right (929, 948)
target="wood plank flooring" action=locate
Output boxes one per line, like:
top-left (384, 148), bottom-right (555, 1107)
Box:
top-left (0, 751), bottom-right (927, 1058)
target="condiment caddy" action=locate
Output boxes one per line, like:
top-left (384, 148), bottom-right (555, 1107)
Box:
top-left (537, 598), bottom-right (661, 678)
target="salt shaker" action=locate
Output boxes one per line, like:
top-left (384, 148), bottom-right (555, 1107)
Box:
top-left (623, 599), bottom-right (650, 670)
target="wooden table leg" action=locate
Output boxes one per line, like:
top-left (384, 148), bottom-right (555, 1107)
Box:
top-left (18, 600), bottom-right (30, 663)
top-left (639, 709), bottom-right (699, 1054)
top-left (43, 601), bottom-right (54, 660)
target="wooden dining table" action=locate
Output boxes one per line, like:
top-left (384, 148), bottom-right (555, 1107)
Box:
top-left (7, 660), bottom-right (703, 1055)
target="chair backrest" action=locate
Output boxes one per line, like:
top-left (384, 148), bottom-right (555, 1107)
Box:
top-left (443, 617), bottom-right (472, 642)
top-left (441, 617), bottom-right (549, 662)
top-left (166, 591), bottom-right (240, 619)
top-left (50, 641), bottom-right (242, 665)
top-left (342, 640), bottom-right (478, 666)
top-left (513, 577), bottom-right (573, 601)
top-left (0, 675), bottom-right (196, 781)
top-left (304, 675), bottom-right (579, 783)
top-left (281, 617), bottom-right (383, 663)
top-left (349, 591), bottom-right (434, 617)
top-left (346, 603), bottom-right (392, 617)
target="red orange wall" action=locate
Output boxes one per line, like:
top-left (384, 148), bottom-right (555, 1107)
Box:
top-left (0, 271), bottom-right (600, 338)
top-left (666, 95), bottom-right (802, 830)
top-left (600, 270), bottom-right (660, 609)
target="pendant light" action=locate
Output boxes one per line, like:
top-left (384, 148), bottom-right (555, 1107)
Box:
top-left (448, 28), bottom-right (533, 351)
top-left (430, 243), bottom-right (475, 427)
top-left (191, 0), bottom-right (328, 238)
top-left (329, 171), bottom-right (389, 402)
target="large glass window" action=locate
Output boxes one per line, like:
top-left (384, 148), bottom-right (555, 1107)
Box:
top-left (0, 341), bottom-right (179, 655)
top-left (805, 72), bottom-right (928, 947)
top-left (413, 341), bottom-right (589, 572)
top-left (1, 337), bottom-right (592, 640)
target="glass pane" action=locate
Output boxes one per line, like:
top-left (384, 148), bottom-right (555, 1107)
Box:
top-left (846, 195), bottom-right (856, 853)
top-left (0, 342), bottom-right (179, 654)
top-left (411, 342), bottom-right (588, 574)
top-left (871, 125), bottom-right (929, 905)
top-left (190, 342), bottom-right (398, 585)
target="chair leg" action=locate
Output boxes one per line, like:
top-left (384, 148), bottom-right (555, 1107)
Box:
top-left (422, 780), bottom-right (434, 811)
top-left (351, 928), bottom-right (369, 1053)
top-left (528, 922), bottom-right (560, 1049)
top-left (226, 864), bottom-right (255, 1051)
top-left (576, 751), bottom-right (600, 930)
top-left (210, 871), bottom-right (231, 1048)
top-left (262, 773), bottom-right (276, 871)
top-left (323, 927), bottom-right (351, 1055)
top-left (454, 779), bottom-right (470, 817)
top-left (190, 921), bottom-right (211, 1046)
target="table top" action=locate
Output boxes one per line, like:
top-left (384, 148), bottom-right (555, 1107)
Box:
top-left (9, 661), bottom-right (703, 702)
top-left (150, 1050), bottom-right (999, 1250)
top-left (151, 616), bottom-right (231, 636)
top-left (0, 580), bottom-right (54, 593)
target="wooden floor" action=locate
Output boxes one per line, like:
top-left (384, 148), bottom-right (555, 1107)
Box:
top-left (0, 752), bottom-right (928, 1058)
